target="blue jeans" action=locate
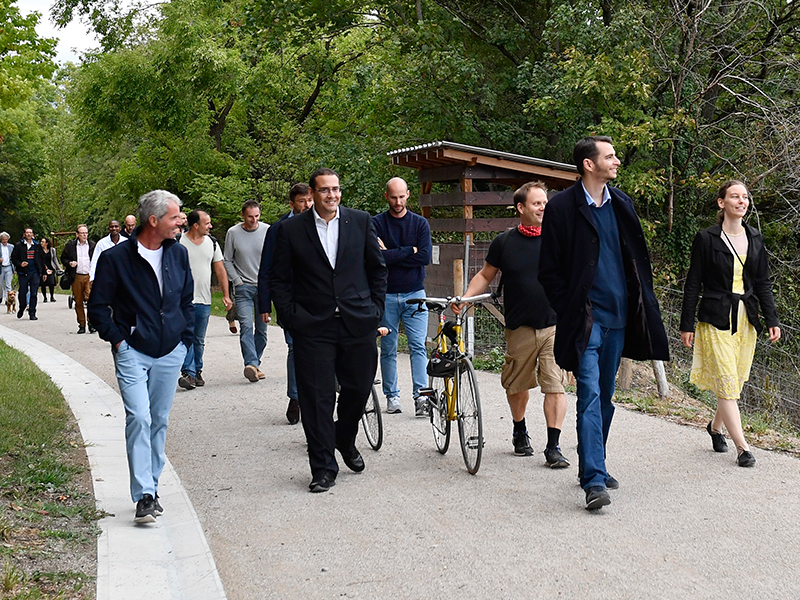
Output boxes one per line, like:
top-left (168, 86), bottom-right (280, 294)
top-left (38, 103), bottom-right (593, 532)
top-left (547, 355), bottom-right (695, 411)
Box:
top-left (113, 340), bottom-right (186, 502)
top-left (379, 290), bottom-right (428, 400)
top-left (235, 283), bottom-right (267, 367)
top-left (181, 303), bottom-right (211, 377)
top-left (575, 322), bottom-right (625, 490)
top-left (284, 328), bottom-right (298, 400)
top-left (1, 264), bottom-right (13, 304)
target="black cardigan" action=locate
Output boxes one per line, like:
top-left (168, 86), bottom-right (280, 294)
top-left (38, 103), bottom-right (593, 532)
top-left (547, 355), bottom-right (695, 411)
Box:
top-left (680, 223), bottom-right (779, 335)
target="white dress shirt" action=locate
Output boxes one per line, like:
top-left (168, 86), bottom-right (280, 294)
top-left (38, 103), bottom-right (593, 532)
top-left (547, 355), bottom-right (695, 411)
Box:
top-left (313, 206), bottom-right (340, 269)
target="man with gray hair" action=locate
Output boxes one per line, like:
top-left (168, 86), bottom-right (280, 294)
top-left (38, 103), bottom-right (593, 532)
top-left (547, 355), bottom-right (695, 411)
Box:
top-left (0, 232), bottom-right (13, 305)
top-left (88, 190), bottom-right (194, 524)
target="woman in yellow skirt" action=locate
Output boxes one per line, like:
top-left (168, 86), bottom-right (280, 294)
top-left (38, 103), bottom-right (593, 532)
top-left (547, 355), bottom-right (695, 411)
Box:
top-left (680, 180), bottom-right (781, 467)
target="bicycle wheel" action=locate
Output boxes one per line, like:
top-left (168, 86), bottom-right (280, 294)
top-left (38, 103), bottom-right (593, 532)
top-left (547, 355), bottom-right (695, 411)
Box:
top-left (457, 359), bottom-right (483, 474)
top-left (428, 375), bottom-right (451, 454)
top-left (361, 383), bottom-right (383, 451)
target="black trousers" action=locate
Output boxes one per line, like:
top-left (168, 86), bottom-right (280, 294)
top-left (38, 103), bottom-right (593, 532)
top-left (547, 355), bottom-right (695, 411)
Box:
top-left (292, 316), bottom-right (377, 479)
top-left (17, 271), bottom-right (40, 317)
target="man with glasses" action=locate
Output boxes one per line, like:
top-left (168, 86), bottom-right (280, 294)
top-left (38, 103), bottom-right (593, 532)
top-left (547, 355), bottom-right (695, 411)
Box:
top-left (61, 225), bottom-right (96, 333)
top-left (270, 168), bottom-right (387, 493)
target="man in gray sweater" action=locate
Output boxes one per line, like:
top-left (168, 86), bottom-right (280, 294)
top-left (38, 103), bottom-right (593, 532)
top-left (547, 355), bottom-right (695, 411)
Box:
top-left (224, 200), bottom-right (270, 382)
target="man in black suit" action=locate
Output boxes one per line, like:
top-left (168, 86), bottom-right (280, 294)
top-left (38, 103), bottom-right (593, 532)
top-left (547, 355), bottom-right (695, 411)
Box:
top-left (270, 168), bottom-right (387, 493)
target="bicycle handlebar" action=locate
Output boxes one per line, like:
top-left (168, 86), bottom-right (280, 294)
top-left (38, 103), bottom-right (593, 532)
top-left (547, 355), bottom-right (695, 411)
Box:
top-left (405, 292), bottom-right (495, 312)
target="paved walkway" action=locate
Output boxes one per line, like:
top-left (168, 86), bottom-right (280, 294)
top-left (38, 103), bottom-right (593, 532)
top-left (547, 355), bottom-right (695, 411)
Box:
top-left (3, 298), bottom-right (800, 599)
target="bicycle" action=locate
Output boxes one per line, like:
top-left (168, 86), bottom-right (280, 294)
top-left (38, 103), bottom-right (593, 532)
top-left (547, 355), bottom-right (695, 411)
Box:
top-left (360, 379), bottom-right (383, 451)
top-left (406, 292), bottom-right (494, 474)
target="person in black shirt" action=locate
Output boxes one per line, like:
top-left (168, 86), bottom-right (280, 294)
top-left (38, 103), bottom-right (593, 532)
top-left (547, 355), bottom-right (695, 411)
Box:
top-left (455, 181), bottom-right (569, 468)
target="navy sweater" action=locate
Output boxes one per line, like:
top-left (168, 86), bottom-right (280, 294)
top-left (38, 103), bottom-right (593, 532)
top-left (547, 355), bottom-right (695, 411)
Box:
top-left (372, 211), bottom-right (431, 294)
top-left (588, 201), bottom-right (627, 329)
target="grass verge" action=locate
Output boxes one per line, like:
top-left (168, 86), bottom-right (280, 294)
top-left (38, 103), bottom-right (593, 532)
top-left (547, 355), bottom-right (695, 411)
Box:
top-left (0, 339), bottom-right (99, 599)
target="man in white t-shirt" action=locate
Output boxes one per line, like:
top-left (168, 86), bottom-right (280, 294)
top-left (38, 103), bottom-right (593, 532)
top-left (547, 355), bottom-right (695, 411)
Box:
top-left (89, 220), bottom-right (125, 282)
top-left (178, 210), bottom-right (233, 389)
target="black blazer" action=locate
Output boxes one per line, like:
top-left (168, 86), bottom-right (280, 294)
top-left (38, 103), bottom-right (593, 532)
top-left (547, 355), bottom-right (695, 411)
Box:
top-left (269, 206), bottom-right (388, 338)
top-left (257, 210), bottom-right (291, 315)
top-left (538, 182), bottom-right (670, 372)
top-left (680, 223), bottom-right (778, 335)
top-left (10, 240), bottom-right (46, 276)
top-left (60, 238), bottom-right (96, 276)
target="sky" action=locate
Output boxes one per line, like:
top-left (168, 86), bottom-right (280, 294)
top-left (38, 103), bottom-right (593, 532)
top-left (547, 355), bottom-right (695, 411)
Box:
top-left (18, 0), bottom-right (100, 65)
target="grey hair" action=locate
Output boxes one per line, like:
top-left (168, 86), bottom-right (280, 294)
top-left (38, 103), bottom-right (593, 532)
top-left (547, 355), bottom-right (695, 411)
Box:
top-left (0, 231), bottom-right (9, 241)
top-left (138, 190), bottom-right (182, 224)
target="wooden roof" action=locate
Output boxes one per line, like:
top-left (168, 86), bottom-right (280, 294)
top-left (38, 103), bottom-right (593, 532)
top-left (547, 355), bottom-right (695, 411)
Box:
top-left (387, 141), bottom-right (579, 188)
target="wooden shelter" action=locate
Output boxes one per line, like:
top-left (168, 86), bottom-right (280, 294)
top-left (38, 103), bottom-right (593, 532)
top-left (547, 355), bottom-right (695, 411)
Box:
top-left (387, 141), bottom-right (579, 301)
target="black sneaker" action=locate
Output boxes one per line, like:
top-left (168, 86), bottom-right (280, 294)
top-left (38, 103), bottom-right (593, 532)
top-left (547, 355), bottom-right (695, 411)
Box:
top-left (706, 421), bottom-right (729, 453)
top-left (737, 450), bottom-right (756, 467)
top-left (606, 475), bottom-right (619, 490)
top-left (135, 494), bottom-right (157, 523)
top-left (154, 494), bottom-right (163, 517)
top-left (194, 371), bottom-right (205, 387)
top-left (77, 326), bottom-right (86, 334)
top-left (178, 373), bottom-right (196, 390)
top-left (544, 446), bottom-right (571, 468)
top-left (585, 487), bottom-right (611, 511)
top-left (513, 431), bottom-right (534, 456)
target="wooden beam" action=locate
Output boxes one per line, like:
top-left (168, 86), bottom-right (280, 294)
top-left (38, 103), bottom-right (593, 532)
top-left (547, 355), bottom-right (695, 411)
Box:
top-left (429, 218), bottom-right (518, 233)
top-left (419, 191), bottom-right (515, 207)
top-left (440, 148), bottom-right (580, 183)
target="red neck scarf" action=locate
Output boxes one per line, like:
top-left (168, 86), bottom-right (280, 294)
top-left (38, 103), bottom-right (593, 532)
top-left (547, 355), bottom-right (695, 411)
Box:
top-left (518, 224), bottom-right (542, 237)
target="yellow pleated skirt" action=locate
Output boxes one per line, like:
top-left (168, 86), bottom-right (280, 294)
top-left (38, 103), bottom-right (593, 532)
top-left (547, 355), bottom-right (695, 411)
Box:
top-left (689, 257), bottom-right (756, 400)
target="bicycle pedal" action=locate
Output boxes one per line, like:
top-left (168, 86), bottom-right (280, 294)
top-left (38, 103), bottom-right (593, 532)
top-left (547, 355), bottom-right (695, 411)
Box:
top-left (417, 388), bottom-right (435, 397)
top-left (466, 436), bottom-right (483, 450)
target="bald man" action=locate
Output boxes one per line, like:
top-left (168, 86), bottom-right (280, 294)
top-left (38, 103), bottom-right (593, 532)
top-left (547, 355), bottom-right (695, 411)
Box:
top-left (122, 215), bottom-right (137, 238)
top-left (372, 177), bottom-right (432, 416)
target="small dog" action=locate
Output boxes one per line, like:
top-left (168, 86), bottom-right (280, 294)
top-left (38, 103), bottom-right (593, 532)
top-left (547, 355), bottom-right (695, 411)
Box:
top-left (5, 290), bottom-right (17, 314)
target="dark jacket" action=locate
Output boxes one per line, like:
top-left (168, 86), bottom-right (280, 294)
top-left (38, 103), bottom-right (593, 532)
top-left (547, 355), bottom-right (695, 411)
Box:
top-left (269, 206), bottom-right (387, 339)
top-left (538, 182), bottom-right (670, 372)
top-left (60, 238), bottom-right (96, 276)
top-left (680, 223), bottom-right (778, 335)
top-left (87, 227), bottom-right (194, 358)
top-left (11, 239), bottom-right (46, 276)
top-left (257, 211), bottom-right (291, 315)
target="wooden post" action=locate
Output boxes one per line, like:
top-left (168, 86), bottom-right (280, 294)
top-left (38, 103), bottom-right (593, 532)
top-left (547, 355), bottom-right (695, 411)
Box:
top-left (618, 358), bottom-right (633, 390)
top-left (652, 360), bottom-right (670, 400)
top-left (453, 259), bottom-right (463, 296)
top-left (420, 181), bottom-right (432, 219)
top-left (461, 177), bottom-right (473, 245)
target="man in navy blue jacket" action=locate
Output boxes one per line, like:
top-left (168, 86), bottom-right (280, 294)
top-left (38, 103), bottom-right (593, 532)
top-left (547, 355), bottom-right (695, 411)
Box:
top-left (258, 183), bottom-right (314, 424)
top-left (372, 177), bottom-right (432, 416)
top-left (88, 190), bottom-right (194, 523)
top-left (539, 137), bottom-right (669, 511)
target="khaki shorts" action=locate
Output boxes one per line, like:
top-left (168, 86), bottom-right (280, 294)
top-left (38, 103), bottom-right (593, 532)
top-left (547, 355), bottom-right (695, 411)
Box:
top-left (501, 325), bottom-right (566, 395)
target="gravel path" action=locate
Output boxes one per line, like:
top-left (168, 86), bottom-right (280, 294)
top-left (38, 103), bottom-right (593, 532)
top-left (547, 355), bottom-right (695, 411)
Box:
top-left (3, 298), bottom-right (800, 599)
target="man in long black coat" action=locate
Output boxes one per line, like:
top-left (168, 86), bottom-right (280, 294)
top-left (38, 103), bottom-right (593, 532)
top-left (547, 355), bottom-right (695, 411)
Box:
top-left (539, 136), bottom-right (669, 511)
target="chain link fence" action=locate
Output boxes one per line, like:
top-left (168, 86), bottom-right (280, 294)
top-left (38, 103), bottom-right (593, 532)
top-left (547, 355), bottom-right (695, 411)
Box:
top-left (458, 237), bottom-right (800, 429)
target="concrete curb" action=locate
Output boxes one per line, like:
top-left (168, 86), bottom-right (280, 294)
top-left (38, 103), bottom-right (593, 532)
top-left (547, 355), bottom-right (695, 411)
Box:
top-left (0, 324), bottom-right (227, 600)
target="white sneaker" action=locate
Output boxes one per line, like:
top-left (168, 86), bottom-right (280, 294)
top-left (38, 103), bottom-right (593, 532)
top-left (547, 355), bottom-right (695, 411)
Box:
top-left (386, 397), bottom-right (402, 414)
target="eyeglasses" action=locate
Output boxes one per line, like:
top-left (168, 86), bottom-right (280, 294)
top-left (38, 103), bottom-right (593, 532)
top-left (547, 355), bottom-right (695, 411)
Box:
top-left (315, 187), bottom-right (341, 195)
